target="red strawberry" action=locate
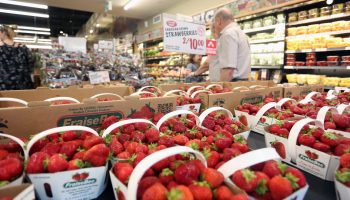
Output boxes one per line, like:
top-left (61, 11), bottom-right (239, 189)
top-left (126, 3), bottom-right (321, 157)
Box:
top-left (137, 176), bottom-right (160, 199)
top-left (282, 121), bottom-right (295, 131)
top-left (158, 136), bottom-right (175, 147)
top-left (332, 113), bottom-right (350, 129)
top-left (215, 137), bottom-right (232, 150)
top-left (27, 152), bottom-right (49, 174)
top-left (173, 135), bottom-right (189, 145)
top-left (311, 128), bottom-right (324, 139)
top-left (229, 194), bottom-right (249, 200)
top-left (189, 182), bottom-right (212, 200)
top-left (231, 169), bottom-right (258, 193)
top-left (67, 159), bottom-right (84, 170)
top-left (59, 141), bottom-right (81, 159)
top-left (305, 150), bottom-right (318, 160)
top-left (135, 122), bottom-right (149, 132)
top-left (62, 131), bottom-right (78, 141)
top-left (153, 158), bottom-right (171, 172)
top-left (0, 158), bottom-right (23, 181)
top-left (222, 148), bottom-right (241, 161)
top-left (167, 185), bottom-right (194, 200)
top-left (46, 154), bottom-right (68, 173)
top-left (298, 134), bottom-right (316, 147)
top-left (324, 121), bottom-right (337, 130)
top-left (142, 182), bottom-right (167, 200)
top-left (340, 153), bottom-right (350, 168)
top-left (0, 149), bottom-right (9, 160)
top-left (334, 144), bottom-right (350, 156)
top-left (270, 141), bottom-right (286, 159)
top-left (118, 134), bottom-right (131, 144)
top-left (130, 131), bottom-right (145, 142)
top-left (239, 115), bottom-right (248, 127)
top-left (262, 160), bottom-right (287, 178)
top-left (72, 151), bottom-right (86, 160)
top-left (123, 124), bottom-right (136, 134)
top-left (320, 132), bottom-right (340, 147)
top-left (174, 162), bottom-right (200, 185)
top-left (202, 118), bottom-right (216, 130)
top-left (312, 142), bottom-right (330, 153)
top-left (80, 172), bottom-right (89, 180)
top-left (101, 116), bottom-right (118, 129)
top-left (253, 172), bottom-right (270, 198)
top-left (285, 167), bottom-right (307, 189)
top-left (41, 142), bottom-right (61, 156)
top-left (159, 168), bottom-right (174, 185)
top-left (82, 135), bottom-right (103, 149)
top-left (215, 185), bottom-right (233, 200)
top-left (109, 136), bottom-right (124, 156)
top-left (83, 144), bottom-right (109, 167)
top-left (113, 162), bottom-right (133, 184)
top-left (203, 149), bottom-right (220, 168)
top-left (276, 128), bottom-right (289, 138)
top-left (202, 168), bottom-right (224, 189)
top-left (268, 176), bottom-right (293, 200)
top-left (79, 131), bottom-right (93, 140)
top-left (145, 128), bottom-right (160, 143)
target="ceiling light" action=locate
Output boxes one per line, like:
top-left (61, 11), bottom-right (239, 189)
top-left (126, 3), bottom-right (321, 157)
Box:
top-left (85, 35), bottom-right (88, 38)
top-left (26, 44), bottom-right (52, 49)
top-left (0, 8), bottom-right (49, 18)
top-left (89, 29), bottom-right (93, 34)
top-left (326, 0), bottom-right (333, 5)
top-left (17, 26), bottom-right (50, 32)
top-left (96, 24), bottom-right (100, 27)
top-left (124, 0), bottom-right (140, 10)
top-left (38, 38), bottom-right (51, 42)
top-left (0, 0), bottom-right (48, 9)
top-left (60, 31), bottom-right (63, 34)
top-left (14, 30), bottom-right (50, 35)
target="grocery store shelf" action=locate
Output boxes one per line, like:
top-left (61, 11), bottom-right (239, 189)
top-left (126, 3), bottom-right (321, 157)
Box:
top-left (251, 52), bottom-right (284, 54)
top-left (144, 45), bottom-right (163, 50)
top-left (145, 64), bottom-right (183, 67)
top-left (286, 47), bottom-right (350, 53)
top-left (287, 13), bottom-right (350, 26)
top-left (243, 23), bottom-right (285, 34)
top-left (145, 54), bottom-right (183, 61)
top-left (251, 65), bottom-right (283, 69)
top-left (284, 66), bottom-right (350, 70)
top-left (249, 37), bottom-right (285, 44)
top-left (286, 29), bottom-right (350, 39)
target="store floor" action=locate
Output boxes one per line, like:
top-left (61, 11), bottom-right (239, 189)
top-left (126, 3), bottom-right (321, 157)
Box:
top-left (97, 131), bottom-right (336, 200)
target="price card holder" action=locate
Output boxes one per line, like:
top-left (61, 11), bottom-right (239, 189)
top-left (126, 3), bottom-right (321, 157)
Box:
top-left (89, 71), bottom-right (110, 85)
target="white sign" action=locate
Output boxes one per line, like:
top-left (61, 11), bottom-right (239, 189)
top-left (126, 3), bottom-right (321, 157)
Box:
top-left (98, 40), bottom-right (114, 49)
top-left (58, 37), bottom-right (86, 53)
top-left (89, 71), bottom-right (110, 84)
top-left (163, 13), bottom-right (206, 55)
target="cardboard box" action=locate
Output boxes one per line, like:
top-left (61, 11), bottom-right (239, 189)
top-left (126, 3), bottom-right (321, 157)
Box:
top-left (0, 85), bottom-right (134, 108)
top-left (283, 85), bottom-right (324, 98)
top-left (223, 80), bottom-right (276, 89)
top-left (0, 184), bottom-right (35, 200)
top-left (158, 82), bottom-right (224, 92)
top-left (0, 96), bottom-right (176, 138)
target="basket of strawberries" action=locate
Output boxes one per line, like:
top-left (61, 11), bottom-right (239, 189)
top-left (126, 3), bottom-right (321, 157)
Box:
top-left (0, 97), bottom-right (28, 108)
top-left (335, 152), bottom-right (350, 200)
top-left (90, 93), bottom-right (125, 102)
top-left (44, 97), bottom-right (80, 105)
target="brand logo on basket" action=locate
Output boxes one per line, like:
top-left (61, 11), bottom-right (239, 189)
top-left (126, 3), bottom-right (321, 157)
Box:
top-left (299, 154), bottom-right (325, 168)
top-left (167, 20), bottom-right (177, 27)
top-left (63, 178), bottom-right (96, 188)
top-left (57, 112), bottom-right (123, 127)
top-left (213, 98), bottom-right (225, 107)
top-left (240, 96), bottom-right (263, 105)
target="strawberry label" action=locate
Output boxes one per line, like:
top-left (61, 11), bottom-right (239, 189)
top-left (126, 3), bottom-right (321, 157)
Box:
top-left (240, 96), bottom-right (263, 105)
top-left (63, 178), bottom-right (96, 188)
top-left (58, 112), bottom-right (123, 127)
top-left (298, 154), bottom-right (325, 168)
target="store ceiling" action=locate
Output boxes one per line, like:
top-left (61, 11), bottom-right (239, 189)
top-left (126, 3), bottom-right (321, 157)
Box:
top-left (25, 0), bottom-right (185, 19)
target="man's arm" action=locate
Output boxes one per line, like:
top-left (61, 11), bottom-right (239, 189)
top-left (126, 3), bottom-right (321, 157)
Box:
top-left (220, 68), bottom-right (234, 81)
top-left (193, 60), bottom-right (209, 76)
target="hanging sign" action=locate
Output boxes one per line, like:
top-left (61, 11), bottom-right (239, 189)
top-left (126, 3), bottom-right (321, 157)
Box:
top-left (163, 13), bottom-right (206, 55)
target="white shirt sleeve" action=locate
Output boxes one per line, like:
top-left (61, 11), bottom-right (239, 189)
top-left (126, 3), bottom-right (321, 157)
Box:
top-left (218, 33), bottom-right (238, 69)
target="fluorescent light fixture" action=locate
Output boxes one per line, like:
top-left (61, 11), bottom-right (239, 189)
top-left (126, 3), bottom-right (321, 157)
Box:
top-left (38, 38), bottom-right (52, 42)
top-left (0, 8), bottom-right (49, 18)
top-left (89, 29), bottom-right (93, 33)
top-left (17, 26), bottom-right (50, 32)
top-left (124, 0), bottom-right (140, 10)
top-left (96, 24), bottom-right (100, 27)
top-left (85, 35), bottom-right (88, 38)
top-left (26, 44), bottom-right (52, 49)
top-left (326, 0), bottom-right (333, 5)
top-left (15, 30), bottom-right (50, 35)
top-left (0, 0), bottom-right (48, 9)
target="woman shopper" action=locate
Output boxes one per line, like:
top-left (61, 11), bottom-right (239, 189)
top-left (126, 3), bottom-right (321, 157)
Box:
top-left (0, 25), bottom-right (34, 90)
top-left (185, 54), bottom-right (204, 83)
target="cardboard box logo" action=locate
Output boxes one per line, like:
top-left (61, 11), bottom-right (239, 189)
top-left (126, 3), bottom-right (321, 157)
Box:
top-left (64, 178), bottom-right (96, 188)
top-left (240, 96), bottom-right (263, 105)
top-left (212, 98), bottom-right (226, 107)
top-left (298, 153), bottom-right (326, 168)
top-left (57, 112), bottom-right (124, 127)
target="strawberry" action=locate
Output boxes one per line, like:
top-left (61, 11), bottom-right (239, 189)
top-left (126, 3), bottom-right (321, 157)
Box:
top-left (113, 162), bottom-right (133, 184)
top-left (101, 116), bottom-right (118, 129)
top-left (262, 160), bottom-right (287, 178)
top-left (142, 182), bottom-right (167, 200)
top-left (239, 115), bottom-right (248, 127)
top-left (276, 128), bottom-right (289, 138)
top-left (135, 122), bottom-right (149, 132)
top-left (130, 131), bottom-right (145, 142)
top-left (167, 185), bottom-right (194, 200)
top-left (62, 131), bottom-right (78, 142)
top-left (79, 131), bottom-right (93, 140)
top-left (270, 140), bottom-right (286, 159)
top-left (229, 194), bottom-right (249, 200)
top-left (320, 132), bottom-right (340, 147)
top-left (123, 124), bottom-right (136, 134)
top-left (72, 151), bottom-right (86, 160)
top-left (0, 158), bottom-right (23, 181)
top-left (203, 149), bottom-right (220, 168)
top-left (298, 134), bottom-right (316, 147)
top-left (334, 144), bottom-right (350, 156)
top-left (40, 142), bottom-right (61, 156)
top-left (118, 134), bottom-right (131, 144)
top-left (268, 176), bottom-right (293, 200)
top-left (82, 135), bottom-right (103, 149)
top-left (202, 168), bottom-right (224, 188)
top-left (335, 169), bottom-right (350, 187)
top-left (173, 122), bottom-right (187, 133)
top-left (109, 136), bottom-right (124, 156)
top-left (311, 128), bottom-right (324, 139)
top-left (332, 113), bottom-right (350, 129)
top-left (215, 185), bottom-right (233, 200)
top-left (174, 162), bottom-right (200, 185)
top-left (152, 158), bottom-right (171, 172)
top-left (231, 169), bottom-right (258, 192)
top-left (215, 137), bottom-right (232, 150)
top-left (173, 135), bottom-right (189, 145)
top-left (312, 142), bottom-right (330, 153)
top-left (285, 167), bottom-right (307, 189)
top-left (222, 148), bottom-right (241, 161)
top-left (159, 168), bottom-right (174, 185)
top-left (253, 172), bottom-right (270, 197)
top-left (59, 141), bottom-right (81, 159)
top-left (67, 159), bottom-right (85, 170)
top-left (324, 121), bottom-right (337, 130)
top-left (145, 128), bottom-right (160, 143)
top-left (202, 118), bottom-right (215, 130)
top-left (158, 136), bottom-right (175, 147)
top-left (189, 182), bottom-right (212, 200)
top-left (46, 154), bottom-right (68, 173)
top-left (340, 153), bottom-right (350, 168)
top-left (0, 149), bottom-right (9, 160)
top-left (137, 176), bottom-right (160, 199)
top-left (83, 144), bottom-right (109, 167)
top-left (27, 152), bottom-right (49, 174)
top-left (281, 121), bottom-right (295, 131)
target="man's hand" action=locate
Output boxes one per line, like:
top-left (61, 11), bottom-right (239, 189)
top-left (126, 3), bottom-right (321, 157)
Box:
top-left (220, 68), bottom-right (234, 81)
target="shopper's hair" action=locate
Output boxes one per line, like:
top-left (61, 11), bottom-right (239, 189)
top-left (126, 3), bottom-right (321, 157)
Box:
top-left (188, 54), bottom-right (196, 64)
top-left (0, 25), bottom-right (16, 40)
top-left (214, 8), bottom-right (234, 22)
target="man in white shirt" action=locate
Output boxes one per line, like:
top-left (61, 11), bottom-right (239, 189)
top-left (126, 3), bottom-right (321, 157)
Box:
top-left (213, 8), bottom-right (251, 82)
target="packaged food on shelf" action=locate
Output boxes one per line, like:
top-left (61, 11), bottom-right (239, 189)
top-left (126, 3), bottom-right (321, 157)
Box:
top-left (298, 11), bottom-right (308, 21)
top-left (306, 61), bottom-right (316, 66)
top-left (327, 56), bottom-right (340, 62)
top-left (288, 27), bottom-right (298, 36)
top-left (296, 26), bottom-right (308, 35)
top-left (263, 15), bottom-right (276, 26)
top-left (319, 23), bottom-right (333, 32)
top-left (287, 61), bottom-right (296, 66)
top-left (320, 6), bottom-right (332, 16)
top-left (295, 61), bottom-right (306, 66)
top-left (297, 74), bottom-right (308, 84)
top-left (307, 75), bottom-right (323, 84)
top-left (253, 19), bottom-right (263, 28)
top-left (287, 74), bottom-right (298, 83)
top-left (243, 21), bottom-right (252, 30)
top-left (307, 53), bottom-right (316, 60)
top-left (324, 77), bottom-right (341, 86)
top-left (332, 3), bottom-right (344, 15)
top-left (317, 61), bottom-right (328, 66)
top-left (339, 77), bottom-right (350, 86)
top-left (307, 24), bottom-right (320, 34)
top-left (346, 1), bottom-right (350, 12)
top-left (332, 21), bottom-right (347, 31)
top-left (288, 12), bottom-right (298, 22)
top-left (342, 56), bottom-right (350, 61)
top-left (277, 13), bottom-right (286, 23)
top-left (328, 61), bottom-right (339, 66)
top-left (341, 61), bottom-right (350, 66)
top-left (308, 8), bottom-right (319, 19)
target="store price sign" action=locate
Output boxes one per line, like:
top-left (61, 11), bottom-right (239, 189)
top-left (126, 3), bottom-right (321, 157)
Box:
top-left (89, 71), bottom-right (110, 85)
top-left (163, 13), bottom-right (206, 55)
